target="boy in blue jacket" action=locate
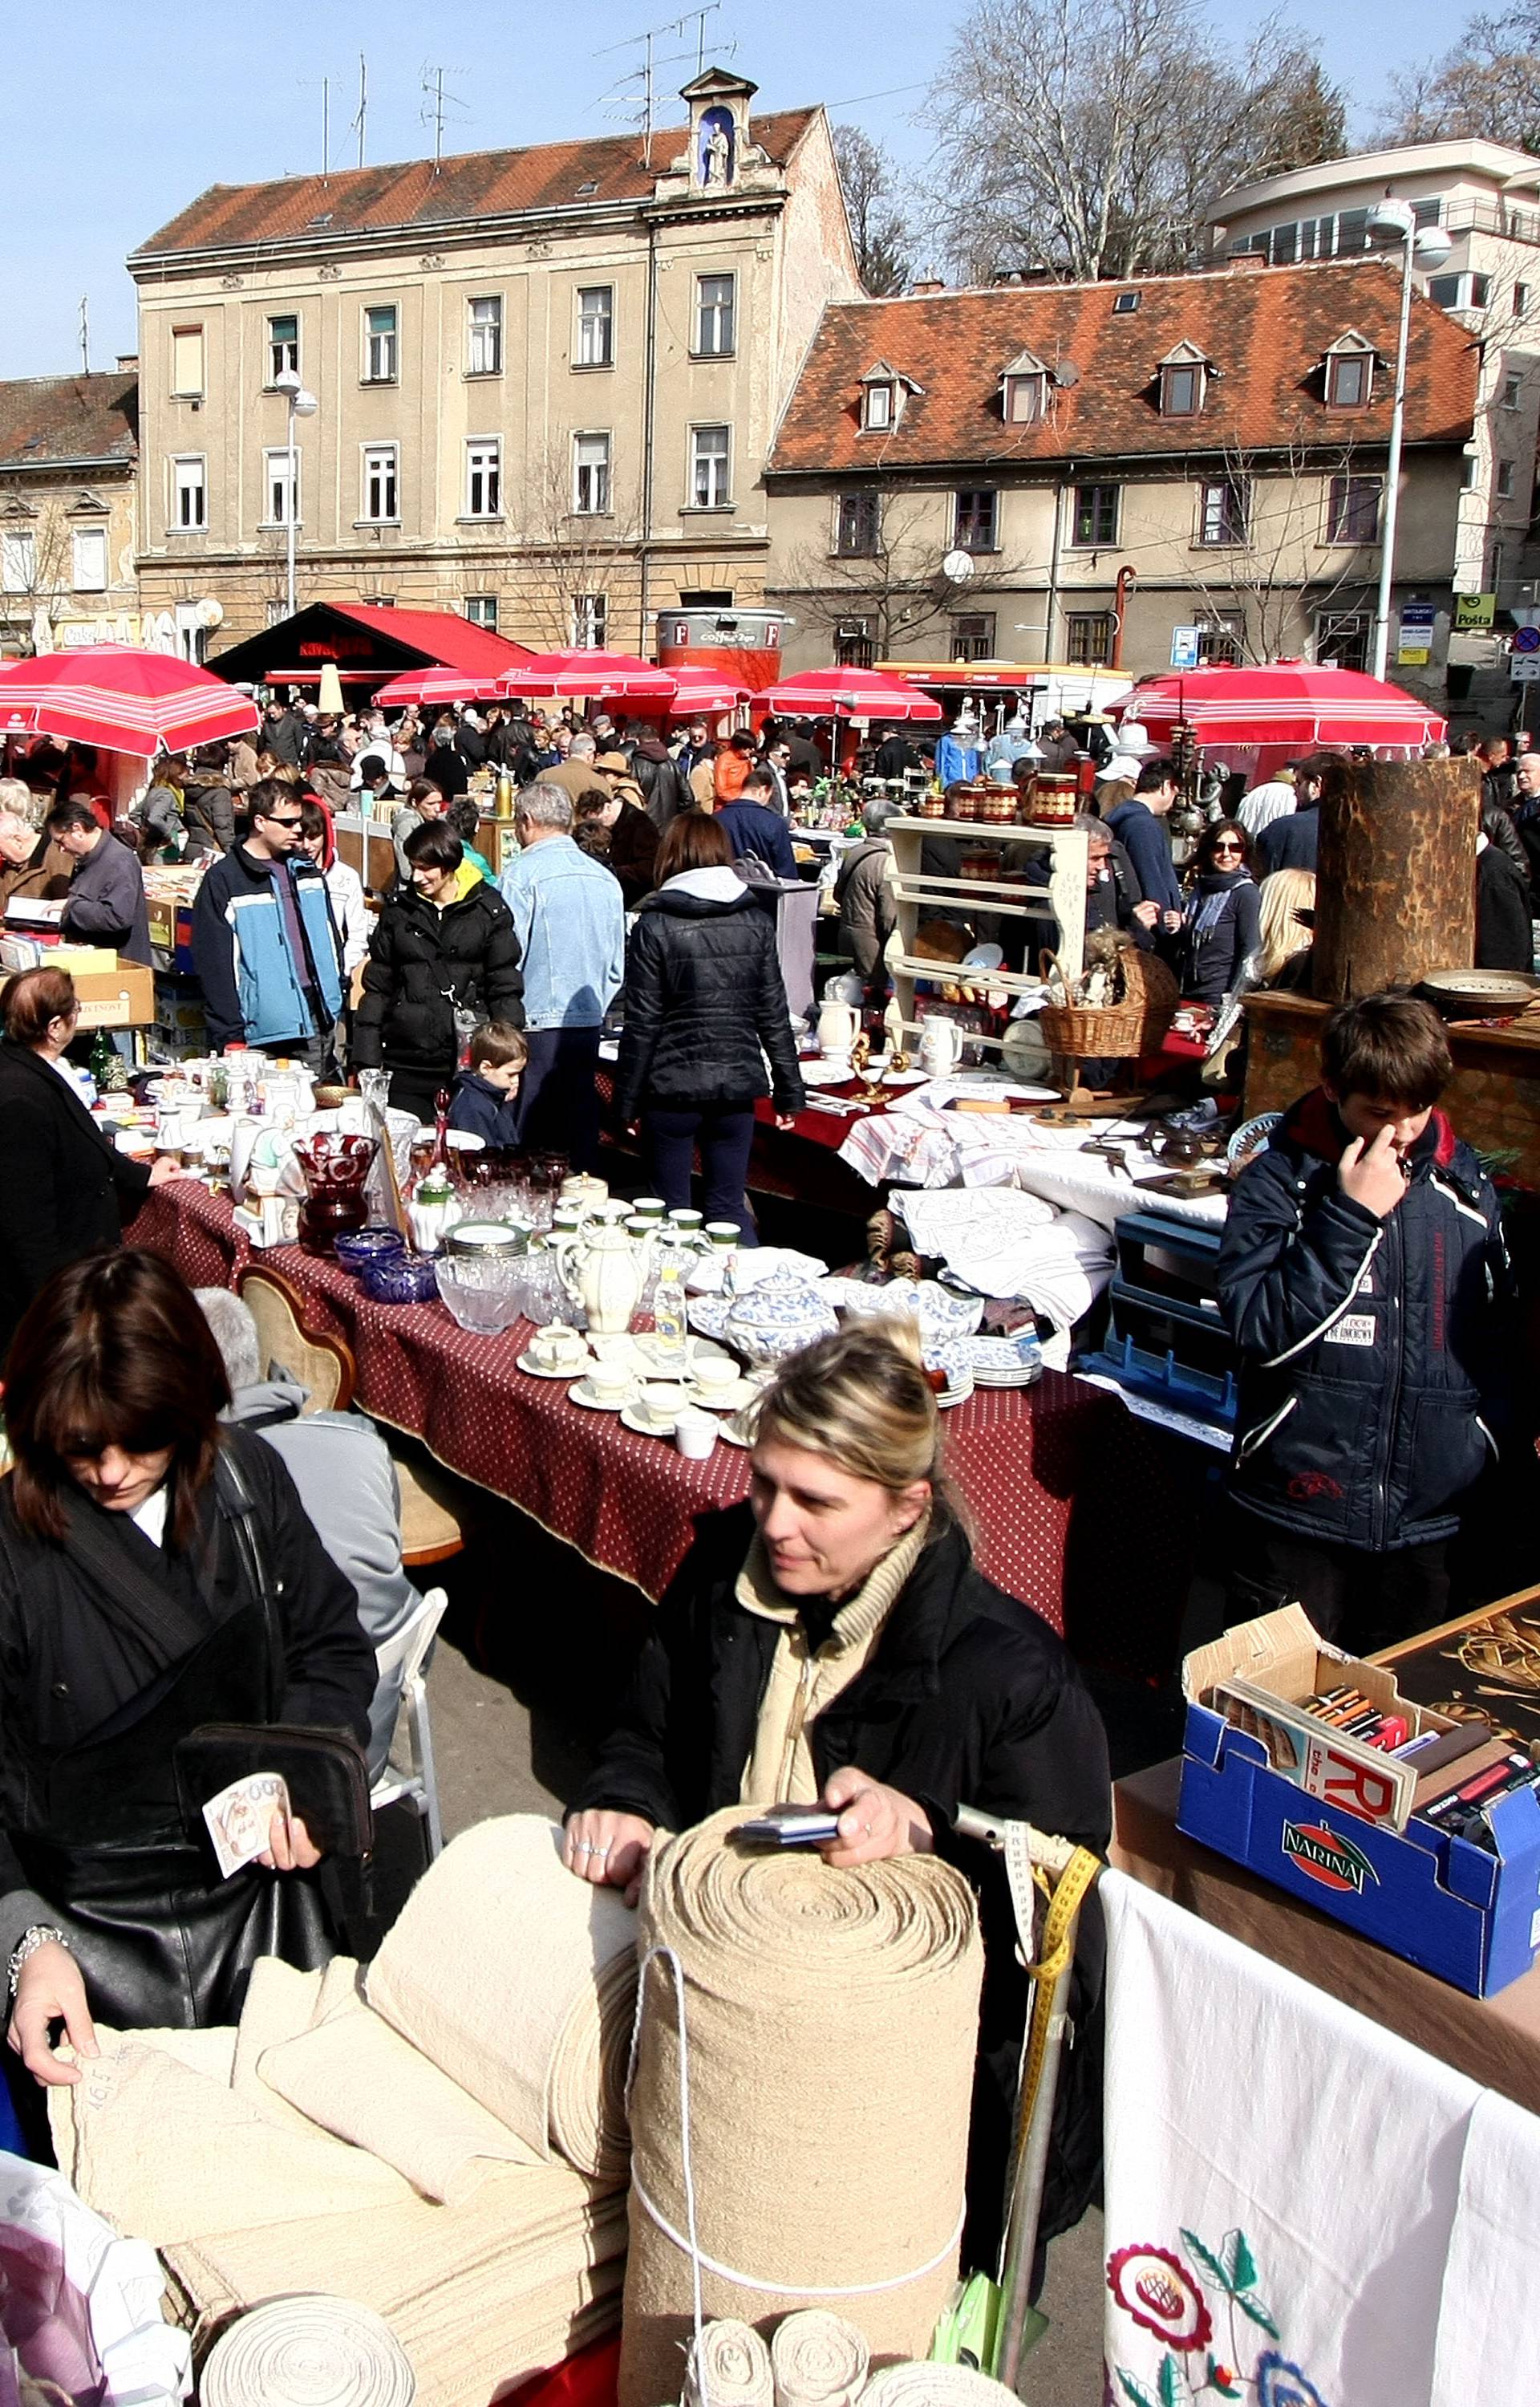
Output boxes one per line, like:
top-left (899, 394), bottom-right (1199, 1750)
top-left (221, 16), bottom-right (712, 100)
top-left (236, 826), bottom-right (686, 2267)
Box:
top-left (448, 1020), bottom-right (527, 1146)
top-left (1217, 992), bottom-right (1513, 1654)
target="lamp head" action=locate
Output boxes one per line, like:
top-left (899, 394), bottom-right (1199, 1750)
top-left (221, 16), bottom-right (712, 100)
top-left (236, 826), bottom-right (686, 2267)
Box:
top-left (1368, 199), bottom-right (1416, 242)
top-left (291, 388), bottom-right (319, 417)
top-left (272, 367), bottom-right (302, 399)
top-left (1414, 226), bottom-right (1454, 270)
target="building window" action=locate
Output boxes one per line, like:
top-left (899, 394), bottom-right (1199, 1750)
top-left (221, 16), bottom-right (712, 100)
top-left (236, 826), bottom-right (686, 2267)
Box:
top-left (1429, 271), bottom-right (1492, 311)
top-left (1197, 616), bottom-right (1243, 665)
top-left (464, 595), bottom-right (498, 630)
top-left (467, 295), bottom-right (502, 376)
top-left (1411, 195), bottom-right (1445, 228)
top-left (364, 304), bottom-right (399, 383)
top-left (577, 286), bottom-right (614, 368)
top-left (571, 592), bottom-right (608, 649)
top-left (835, 619), bottom-right (873, 668)
top-left (267, 315), bottom-right (299, 384)
top-left (862, 382), bottom-right (894, 432)
top-left (950, 612), bottom-right (996, 661)
top-left (1003, 371), bottom-right (1045, 424)
top-left (691, 424), bottom-right (731, 509)
top-left (1515, 282), bottom-right (1532, 318)
top-left (362, 443), bottom-right (399, 522)
top-left (1072, 483), bottom-right (1120, 546)
top-left (0, 530), bottom-right (35, 596)
top-left (573, 432), bottom-right (611, 514)
top-left (1461, 453), bottom-right (1479, 489)
top-left (1066, 611), bottom-right (1113, 667)
top-left (465, 440), bottom-right (501, 518)
top-left (1159, 361), bottom-right (1204, 416)
top-left (695, 274), bottom-right (736, 357)
top-left (1198, 476), bottom-right (1250, 546)
top-left (1326, 473), bottom-right (1382, 544)
top-left (171, 326), bottom-right (205, 398)
top-left (1502, 372), bottom-right (1522, 408)
top-left (264, 447), bottom-right (298, 526)
top-left (1315, 610), bottom-right (1371, 670)
top-left (1498, 457), bottom-right (1516, 497)
top-left (71, 528), bottom-right (107, 592)
top-left (172, 455), bottom-right (205, 530)
top-left (1324, 347), bottom-right (1373, 408)
top-left (835, 492), bottom-right (880, 556)
top-left (954, 489), bottom-right (999, 550)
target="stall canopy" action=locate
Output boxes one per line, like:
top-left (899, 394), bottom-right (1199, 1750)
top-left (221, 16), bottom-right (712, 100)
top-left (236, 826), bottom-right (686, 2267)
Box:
top-left (372, 665), bottom-right (509, 709)
top-left (0, 647), bottom-right (260, 753)
top-left (1128, 663), bottom-right (1446, 749)
top-left (663, 665), bottom-right (752, 716)
top-left (759, 666), bottom-right (943, 721)
top-left (209, 603), bottom-right (535, 695)
top-left (498, 649), bottom-right (677, 702)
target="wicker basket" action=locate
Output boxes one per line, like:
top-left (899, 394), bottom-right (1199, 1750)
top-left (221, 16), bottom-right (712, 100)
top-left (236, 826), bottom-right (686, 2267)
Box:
top-left (1037, 944), bottom-right (1178, 1061)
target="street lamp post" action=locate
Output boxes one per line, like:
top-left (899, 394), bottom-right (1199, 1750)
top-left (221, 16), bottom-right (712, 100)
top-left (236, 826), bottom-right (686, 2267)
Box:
top-left (1368, 202), bottom-right (1453, 684)
top-left (272, 367), bottom-right (318, 621)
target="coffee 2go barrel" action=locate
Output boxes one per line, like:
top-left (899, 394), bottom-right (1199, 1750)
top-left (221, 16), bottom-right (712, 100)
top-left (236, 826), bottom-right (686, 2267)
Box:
top-left (1177, 1605), bottom-right (1540, 1996)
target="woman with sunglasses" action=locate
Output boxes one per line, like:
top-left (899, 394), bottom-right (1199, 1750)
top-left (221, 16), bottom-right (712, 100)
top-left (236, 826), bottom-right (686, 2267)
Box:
top-left (1177, 819), bottom-right (1261, 1007)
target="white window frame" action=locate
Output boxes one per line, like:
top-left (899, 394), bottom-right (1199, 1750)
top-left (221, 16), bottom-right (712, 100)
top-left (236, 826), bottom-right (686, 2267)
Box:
top-left (363, 303), bottom-right (399, 384)
top-left (577, 286), bottom-right (614, 369)
top-left (1497, 457), bottom-right (1516, 498)
top-left (170, 325), bottom-right (205, 399)
top-left (263, 446), bottom-right (299, 527)
top-left (466, 294), bottom-right (503, 377)
top-left (573, 432), bottom-right (611, 515)
top-left (465, 438), bottom-right (501, 518)
top-left (0, 529), bottom-right (36, 595)
top-left (862, 380), bottom-right (894, 432)
top-left (71, 526), bottom-right (107, 593)
top-left (172, 454), bottom-right (206, 531)
top-left (691, 423), bottom-right (731, 509)
top-left (267, 314), bottom-right (299, 385)
top-left (695, 273), bottom-right (736, 357)
top-left (464, 595), bottom-right (498, 629)
top-left (571, 592), bottom-right (608, 649)
top-left (361, 442), bottom-right (399, 524)
top-left (1003, 373), bottom-right (1044, 424)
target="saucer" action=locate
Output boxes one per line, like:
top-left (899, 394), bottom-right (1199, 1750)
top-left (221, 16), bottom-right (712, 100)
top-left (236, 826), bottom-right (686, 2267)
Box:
top-left (620, 1404), bottom-right (686, 1439)
top-left (718, 1411), bottom-right (755, 1448)
top-left (569, 1379), bottom-right (635, 1411)
top-left (517, 1350), bottom-right (591, 1380)
top-left (688, 1376), bottom-right (757, 1413)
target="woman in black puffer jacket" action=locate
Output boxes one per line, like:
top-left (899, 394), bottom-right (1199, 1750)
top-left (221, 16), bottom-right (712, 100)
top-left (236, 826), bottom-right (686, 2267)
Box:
top-left (615, 814), bottom-right (804, 1240)
top-left (1177, 818), bottom-right (1262, 1008)
top-left (353, 822), bottom-right (524, 1123)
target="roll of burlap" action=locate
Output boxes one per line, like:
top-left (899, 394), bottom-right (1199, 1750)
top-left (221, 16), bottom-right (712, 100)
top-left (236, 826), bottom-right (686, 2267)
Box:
top-left (771, 2312), bottom-right (870, 2407)
top-left (198, 2294), bottom-right (415, 2407)
top-left (366, 1816), bottom-right (637, 2178)
top-left (683, 2320), bottom-right (775, 2407)
top-left (859, 2366), bottom-right (1019, 2407)
top-left (619, 1808), bottom-right (984, 2407)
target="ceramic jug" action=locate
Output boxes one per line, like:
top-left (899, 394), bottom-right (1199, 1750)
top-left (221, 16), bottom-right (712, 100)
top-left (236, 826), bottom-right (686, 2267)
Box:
top-left (817, 998), bottom-right (859, 1061)
top-left (919, 1017), bottom-right (965, 1078)
top-left (562, 1218), bottom-right (645, 1337)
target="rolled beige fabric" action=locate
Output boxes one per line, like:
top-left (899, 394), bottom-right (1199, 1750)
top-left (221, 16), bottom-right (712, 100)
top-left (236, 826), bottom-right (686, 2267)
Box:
top-left (859, 2367), bottom-right (1019, 2407)
top-left (619, 1808), bottom-right (983, 2407)
top-left (683, 2320), bottom-right (775, 2407)
top-left (771, 2312), bottom-right (870, 2407)
top-left (366, 1816), bottom-right (638, 2178)
top-left (198, 2294), bottom-right (415, 2407)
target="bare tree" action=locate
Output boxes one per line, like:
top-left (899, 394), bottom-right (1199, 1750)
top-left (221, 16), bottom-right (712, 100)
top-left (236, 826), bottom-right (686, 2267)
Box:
top-left (1178, 440), bottom-right (1380, 665)
top-left (0, 485), bottom-right (73, 656)
top-left (833, 126), bottom-right (912, 297)
top-left (778, 487), bottom-right (1031, 658)
top-left (1380, 0), bottom-right (1540, 148)
top-left (926, 0), bottom-right (1347, 284)
top-left (509, 439), bottom-right (645, 650)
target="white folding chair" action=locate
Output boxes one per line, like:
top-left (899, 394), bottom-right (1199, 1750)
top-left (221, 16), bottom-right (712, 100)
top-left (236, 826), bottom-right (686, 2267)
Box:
top-left (370, 1585), bottom-right (448, 1861)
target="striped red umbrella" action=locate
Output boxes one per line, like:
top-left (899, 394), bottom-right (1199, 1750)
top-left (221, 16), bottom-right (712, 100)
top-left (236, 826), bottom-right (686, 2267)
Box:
top-left (372, 667), bottom-right (508, 708)
top-left (758, 666), bottom-right (944, 721)
top-left (499, 649), bottom-right (677, 702)
top-left (0, 647), bottom-right (261, 754)
top-left (663, 666), bottom-right (752, 716)
top-left (1128, 663), bottom-right (1445, 748)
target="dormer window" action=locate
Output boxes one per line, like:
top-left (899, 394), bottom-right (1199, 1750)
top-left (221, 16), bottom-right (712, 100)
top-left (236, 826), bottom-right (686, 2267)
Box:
top-left (864, 381), bottom-right (894, 431)
top-left (857, 359), bottom-right (919, 434)
top-left (1323, 333), bottom-right (1376, 408)
top-left (999, 348), bottom-right (1049, 425)
top-left (1157, 342), bottom-right (1211, 418)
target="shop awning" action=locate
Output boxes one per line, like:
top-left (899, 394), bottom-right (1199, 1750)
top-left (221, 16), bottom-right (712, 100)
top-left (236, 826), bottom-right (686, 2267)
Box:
top-left (209, 603), bottom-right (536, 693)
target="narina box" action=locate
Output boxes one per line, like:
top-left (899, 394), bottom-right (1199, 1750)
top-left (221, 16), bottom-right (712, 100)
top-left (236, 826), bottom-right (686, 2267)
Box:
top-left (1177, 1605), bottom-right (1540, 1996)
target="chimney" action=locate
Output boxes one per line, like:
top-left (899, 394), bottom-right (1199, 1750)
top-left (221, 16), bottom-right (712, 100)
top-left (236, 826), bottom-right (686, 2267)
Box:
top-left (1229, 254), bottom-right (1267, 274)
top-left (116, 352), bottom-right (139, 370)
top-left (910, 275), bottom-right (946, 295)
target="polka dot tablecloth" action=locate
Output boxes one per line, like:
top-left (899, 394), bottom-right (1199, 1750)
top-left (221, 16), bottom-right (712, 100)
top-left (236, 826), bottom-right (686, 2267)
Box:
top-left (128, 1185), bottom-right (1201, 1666)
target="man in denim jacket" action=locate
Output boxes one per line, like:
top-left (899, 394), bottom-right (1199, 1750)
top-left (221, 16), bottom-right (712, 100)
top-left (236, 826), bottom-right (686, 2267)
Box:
top-left (499, 781), bottom-right (624, 1170)
top-left (191, 780), bottom-right (344, 1070)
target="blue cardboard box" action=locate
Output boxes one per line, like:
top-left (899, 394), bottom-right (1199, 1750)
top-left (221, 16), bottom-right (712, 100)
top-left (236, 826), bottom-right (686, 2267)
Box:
top-left (1177, 1606), bottom-right (1540, 1996)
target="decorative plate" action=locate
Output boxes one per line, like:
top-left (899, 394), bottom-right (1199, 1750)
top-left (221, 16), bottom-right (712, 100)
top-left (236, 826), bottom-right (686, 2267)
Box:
top-left (1225, 1110), bottom-right (1283, 1168)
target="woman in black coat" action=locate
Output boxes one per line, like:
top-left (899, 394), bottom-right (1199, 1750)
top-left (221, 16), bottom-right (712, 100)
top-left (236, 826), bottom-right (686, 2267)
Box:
top-left (353, 822), bottom-right (525, 1124)
top-left (1176, 818), bottom-right (1262, 1007)
top-left (0, 968), bottom-right (184, 1362)
top-left (0, 1250), bottom-right (375, 2093)
top-left (565, 1324), bottom-right (1112, 2263)
top-left (614, 812), bottom-right (804, 1239)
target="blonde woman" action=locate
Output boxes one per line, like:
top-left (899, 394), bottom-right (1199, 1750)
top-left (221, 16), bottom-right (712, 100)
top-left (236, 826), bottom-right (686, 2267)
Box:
top-left (563, 1321), bottom-right (1111, 2258)
top-left (1255, 867), bottom-right (1316, 988)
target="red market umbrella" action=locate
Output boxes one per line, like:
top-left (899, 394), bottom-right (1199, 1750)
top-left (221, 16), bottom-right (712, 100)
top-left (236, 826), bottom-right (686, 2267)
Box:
top-left (664, 666), bottom-right (752, 716)
top-left (0, 646), bottom-right (261, 754)
top-left (758, 665), bottom-right (944, 722)
top-left (373, 667), bottom-right (507, 708)
top-left (499, 650), bottom-right (677, 702)
top-left (1126, 663), bottom-right (1445, 749)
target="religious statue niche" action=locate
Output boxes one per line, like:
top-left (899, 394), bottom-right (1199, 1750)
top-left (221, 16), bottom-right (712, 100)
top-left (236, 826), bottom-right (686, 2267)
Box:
top-left (697, 107), bottom-right (736, 189)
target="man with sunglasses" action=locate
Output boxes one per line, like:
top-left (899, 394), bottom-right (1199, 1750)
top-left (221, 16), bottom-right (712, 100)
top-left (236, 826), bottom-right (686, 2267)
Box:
top-left (191, 779), bottom-right (344, 1067)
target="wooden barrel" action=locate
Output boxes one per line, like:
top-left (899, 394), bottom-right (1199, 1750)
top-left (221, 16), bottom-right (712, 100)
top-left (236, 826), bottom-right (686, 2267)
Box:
top-left (1313, 757), bottom-right (1480, 1001)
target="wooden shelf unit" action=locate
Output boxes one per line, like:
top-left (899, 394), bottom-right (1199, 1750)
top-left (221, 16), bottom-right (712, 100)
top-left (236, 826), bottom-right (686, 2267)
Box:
top-left (888, 815), bottom-right (1089, 1045)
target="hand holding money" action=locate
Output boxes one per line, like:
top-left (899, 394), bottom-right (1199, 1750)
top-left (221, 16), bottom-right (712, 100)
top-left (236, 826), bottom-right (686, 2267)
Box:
top-left (203, 1774), bottom-right (324, 1879)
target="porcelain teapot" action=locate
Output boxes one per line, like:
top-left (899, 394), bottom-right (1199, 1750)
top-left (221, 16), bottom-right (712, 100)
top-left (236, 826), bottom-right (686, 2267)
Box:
top-left (919, 1017), bottom-right (966, 1078)
top-left (561, 1216), bottom-right (646, 1337)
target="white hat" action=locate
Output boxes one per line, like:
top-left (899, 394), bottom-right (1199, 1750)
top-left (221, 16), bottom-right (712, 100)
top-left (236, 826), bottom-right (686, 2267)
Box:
top-left (1114, 719), bottom-right (1153, 756)
top-left (1097, 753), bottom-right (1145, 781)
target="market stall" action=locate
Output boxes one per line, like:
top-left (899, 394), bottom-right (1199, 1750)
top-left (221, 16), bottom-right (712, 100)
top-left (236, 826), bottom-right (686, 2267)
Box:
top-left (1124, 659), bottom-right (1447, 785)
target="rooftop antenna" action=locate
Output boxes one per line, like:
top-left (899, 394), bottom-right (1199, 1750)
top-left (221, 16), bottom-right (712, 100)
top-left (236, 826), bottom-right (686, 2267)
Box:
top-left (420, 63), bottom-right (470, 172)
top-left (594, 6), bottom-right (734, 156)
top-left (351, 53), bottom-right (367, 170)
top-left (301, 74), bottom-right (331, 180)
top-left (79, 296), bottom-right (89, 376)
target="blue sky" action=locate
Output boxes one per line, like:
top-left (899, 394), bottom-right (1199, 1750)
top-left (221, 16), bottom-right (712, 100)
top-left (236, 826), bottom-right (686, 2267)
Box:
top-left (6, 0), bottom-right (1461, 379)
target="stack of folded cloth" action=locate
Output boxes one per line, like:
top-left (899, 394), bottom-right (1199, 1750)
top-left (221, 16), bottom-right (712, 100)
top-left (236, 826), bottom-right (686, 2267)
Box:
top-left (50, 1819), bottom-right (638, 2407)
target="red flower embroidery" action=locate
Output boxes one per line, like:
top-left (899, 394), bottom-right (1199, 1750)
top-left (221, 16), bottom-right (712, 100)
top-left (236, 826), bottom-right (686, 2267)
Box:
top-left (1106, 2244), bottom-right (1214, 2352)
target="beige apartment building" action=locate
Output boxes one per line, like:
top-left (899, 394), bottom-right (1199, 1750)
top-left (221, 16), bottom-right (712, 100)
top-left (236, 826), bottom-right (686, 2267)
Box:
top-left (764, 258), bottom-right (1477, 700)
top-left (128, 68), bottom-right (858, 655)
top-left (0, 371), bottom-right (140, 659)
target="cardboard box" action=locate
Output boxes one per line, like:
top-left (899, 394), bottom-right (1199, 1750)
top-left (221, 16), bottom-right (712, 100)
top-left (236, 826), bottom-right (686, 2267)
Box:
top-left (1177, 1605), bottom-right (1540, 1995)
top-left (70, 960), bottom-right (155, 1029)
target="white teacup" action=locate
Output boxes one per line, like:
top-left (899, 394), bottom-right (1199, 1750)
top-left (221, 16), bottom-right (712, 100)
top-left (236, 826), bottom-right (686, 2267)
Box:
top-left (638, 1382), bottom-right (689, 1431)
top-left (586, 1360), bottom-right (632, 1405)
top-left (533, 1322), bottom-right (586, 1370)
top-left (691, 1354), bottom-right (738, 1399)
top-left (675, 1407), bottom-right (717, 1461)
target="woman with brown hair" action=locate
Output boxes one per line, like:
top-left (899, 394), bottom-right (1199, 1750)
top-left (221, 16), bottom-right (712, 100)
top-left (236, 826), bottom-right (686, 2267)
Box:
top-left (0, 1249), bottom-right (375, 2091)
top-left (1175, 818), bottom-right (1261, 1006)
top-left (0, 968), bottom-right (184, 1362)
top-left (564, 1321), bottom-right (1111, 2258)
top-left (614, 811), bottom-right (804, 1236)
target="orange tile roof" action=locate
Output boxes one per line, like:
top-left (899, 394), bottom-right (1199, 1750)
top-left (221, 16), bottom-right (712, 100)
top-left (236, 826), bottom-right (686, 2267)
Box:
top-left (132, 112), bottom-right (820, 260)
top-left (0, 373), bottom-right (136, 471)
top-left (768, 260), bottom-right (1477, 474)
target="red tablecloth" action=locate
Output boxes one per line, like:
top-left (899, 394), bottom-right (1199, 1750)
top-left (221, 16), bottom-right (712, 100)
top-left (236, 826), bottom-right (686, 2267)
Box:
top-left (130, 1183), bottom-right (1198, 1666)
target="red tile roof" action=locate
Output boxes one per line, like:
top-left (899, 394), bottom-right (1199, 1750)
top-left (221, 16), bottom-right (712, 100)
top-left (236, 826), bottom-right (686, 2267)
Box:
top-left (132, 112), bottom-right (820, 259)
top-left (768, 260), bottom-right (1477, 474)
top-left (325, 603), bottom-right (533, 672)
top-left (0, 374), bottom-right (136, 473)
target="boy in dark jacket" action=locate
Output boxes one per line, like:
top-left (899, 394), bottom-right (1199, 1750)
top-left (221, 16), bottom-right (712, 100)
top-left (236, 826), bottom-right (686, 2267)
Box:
top-left (448, 1019), bottom-right (527, 1146)
top-left (1218, 993), bottom-right (1513, 1653)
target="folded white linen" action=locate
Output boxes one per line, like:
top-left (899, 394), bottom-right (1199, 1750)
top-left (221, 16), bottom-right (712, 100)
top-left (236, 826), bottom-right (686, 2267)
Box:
top-left (1431, 2088), bottom-right (1540, 2407)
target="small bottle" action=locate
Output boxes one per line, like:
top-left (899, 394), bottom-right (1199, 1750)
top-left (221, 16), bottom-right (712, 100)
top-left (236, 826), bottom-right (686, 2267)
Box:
top-left (652, 1258), bottom-right (687, 1366)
